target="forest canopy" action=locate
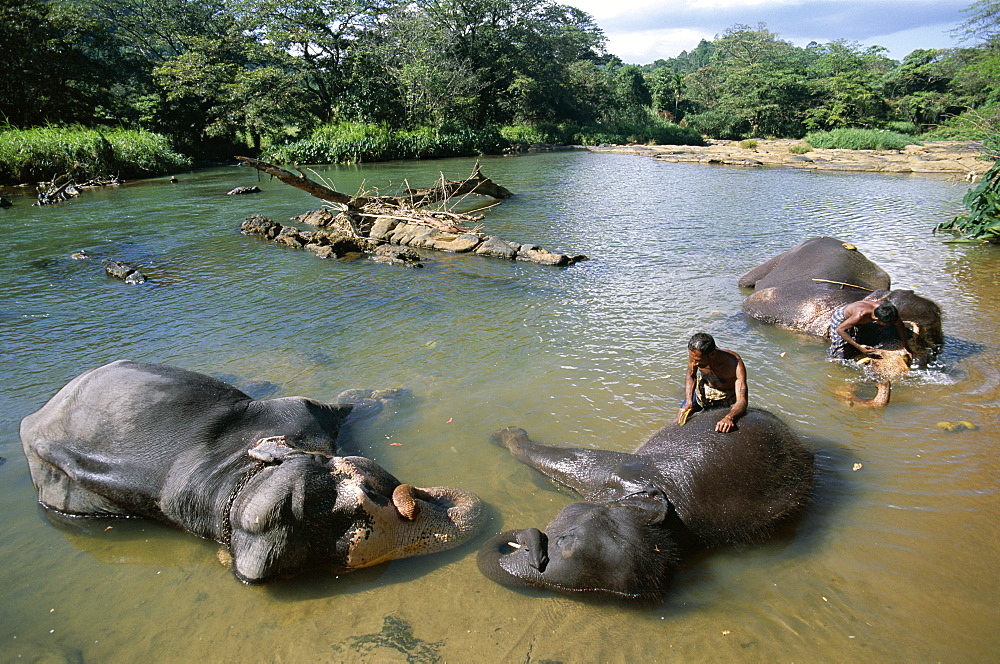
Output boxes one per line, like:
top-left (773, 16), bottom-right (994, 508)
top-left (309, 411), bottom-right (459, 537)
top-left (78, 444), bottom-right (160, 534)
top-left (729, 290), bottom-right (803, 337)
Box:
top-left (2, 0), bottom-right (999, 159)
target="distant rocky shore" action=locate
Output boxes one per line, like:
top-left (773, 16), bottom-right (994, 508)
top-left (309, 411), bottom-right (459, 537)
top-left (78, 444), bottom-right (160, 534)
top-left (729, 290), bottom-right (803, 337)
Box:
top-left (587, 139), bottom-right (989, 178)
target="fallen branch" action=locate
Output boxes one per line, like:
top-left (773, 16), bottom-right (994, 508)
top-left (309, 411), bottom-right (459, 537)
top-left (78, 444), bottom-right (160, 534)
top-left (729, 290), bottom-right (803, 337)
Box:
top-left (235, 156), bottom-right (513, 211)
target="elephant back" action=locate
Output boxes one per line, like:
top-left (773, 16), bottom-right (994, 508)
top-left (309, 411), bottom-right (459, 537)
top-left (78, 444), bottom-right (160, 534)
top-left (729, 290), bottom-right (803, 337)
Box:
top-left (739, 237), bottom-right (890, 291)
top-left (638, 408), bottom-right (814, 546)
top-left (740, 237), bottom-right (893, 336)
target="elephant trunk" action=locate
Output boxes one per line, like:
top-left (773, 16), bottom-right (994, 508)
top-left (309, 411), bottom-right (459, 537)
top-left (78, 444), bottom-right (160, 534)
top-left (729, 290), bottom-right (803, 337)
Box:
top-left (344, 483), bottom-right (486, 569)
top-left (842, 380), bottom-right (892, 409)
top-left (392, 483), bottom-right (436, 520)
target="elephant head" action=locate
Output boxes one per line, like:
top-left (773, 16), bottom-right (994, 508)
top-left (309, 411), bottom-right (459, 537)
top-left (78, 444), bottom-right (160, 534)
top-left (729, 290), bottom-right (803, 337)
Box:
top-left (477, 489), bottom-right (680, 599)
top-left (837, 347), bottom-right (912, 409)
top-left (229, 436), bottom-right (485, 583)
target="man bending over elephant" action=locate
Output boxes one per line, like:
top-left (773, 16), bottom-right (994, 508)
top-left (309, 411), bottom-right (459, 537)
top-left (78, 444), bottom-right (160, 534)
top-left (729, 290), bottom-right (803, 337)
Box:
top-left (829, 299), bottom-right (913, 360)
top-left (675, 333), bottom-right (748, 433)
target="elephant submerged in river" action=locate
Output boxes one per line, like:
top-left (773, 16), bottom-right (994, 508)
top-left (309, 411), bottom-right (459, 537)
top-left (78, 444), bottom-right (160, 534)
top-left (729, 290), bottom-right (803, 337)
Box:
top-left (739, 236), bottom-right (943, 407)
top-left (477, 408), bottom-right (814, 600)
top-left (20, 360), bottom-right (485, 583)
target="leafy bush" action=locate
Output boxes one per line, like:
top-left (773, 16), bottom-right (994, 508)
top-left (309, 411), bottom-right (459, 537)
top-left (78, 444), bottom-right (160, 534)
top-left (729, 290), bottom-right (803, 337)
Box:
top-left (500, 124), bottom-right (549, 144)
top-left (788, 142), bottom-right (812, 154)
top-left (923, 105), bottom-right (1000, 141)
top-left (571, 120), bottom-right (703, 146)
top-left (0, 125), bottom-right (191, 184)
top-left (270, 124), bottom-right (508, 164)
top-left (683, 109), bottom-right (749, 140)
top-left (880, 121), bottom-right (920, 136)
top-left (739, 139), bottom-right (758, 149)
top-left (934, 160), bottom-right (1000, 243)
top-left (803, 128), bottom-right (921, 150)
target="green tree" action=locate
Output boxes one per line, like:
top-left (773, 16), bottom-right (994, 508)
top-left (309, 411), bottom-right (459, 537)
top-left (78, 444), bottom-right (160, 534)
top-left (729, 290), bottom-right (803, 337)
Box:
top-left (954, 0), bottom-right (1000, 46)
top-left (422, 0), bottom-right (606, 127)
top-left (0, 0), bottom-right (122, 126)
top-left (684, 24), bottom-right (809, 138)
top-left (802, 40), bottom-right (893, 130)
top-left (883, 49), bottom-right (967, 127)
top-left (612, 64), bottom-right (652, 121)
top-left (365, 6), bottom-right (479, 129)
top-left (648, 69), bottom-right (685, 120)
top-left (230, 0), bottom-right (403, 122)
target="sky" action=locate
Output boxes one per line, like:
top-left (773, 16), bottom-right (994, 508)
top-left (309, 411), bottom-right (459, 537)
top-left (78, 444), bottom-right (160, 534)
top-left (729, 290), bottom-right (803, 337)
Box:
top-left (565, 0), bottom-right (974, 64)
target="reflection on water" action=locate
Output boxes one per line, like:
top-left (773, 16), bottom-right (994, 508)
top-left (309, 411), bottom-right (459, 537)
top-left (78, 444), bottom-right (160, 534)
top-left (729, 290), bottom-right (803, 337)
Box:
top-left (1, 153), bottom-right (997, 662)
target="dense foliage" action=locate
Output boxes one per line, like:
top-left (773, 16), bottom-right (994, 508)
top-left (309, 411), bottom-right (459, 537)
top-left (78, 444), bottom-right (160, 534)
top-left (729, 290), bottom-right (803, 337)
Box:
top-left (2, 0), bottom-right (999, 175)
top-left (937, 159), bottom-right (1000, 242)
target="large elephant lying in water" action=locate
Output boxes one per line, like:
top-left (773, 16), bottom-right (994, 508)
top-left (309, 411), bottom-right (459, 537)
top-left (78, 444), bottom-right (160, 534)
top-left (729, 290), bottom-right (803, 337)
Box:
top-left (478, 408), bottom-right (814, 600)
top-left (20, 360), bottom-right (485, 583)
top-left (739, 236), bottom-right (943, 406)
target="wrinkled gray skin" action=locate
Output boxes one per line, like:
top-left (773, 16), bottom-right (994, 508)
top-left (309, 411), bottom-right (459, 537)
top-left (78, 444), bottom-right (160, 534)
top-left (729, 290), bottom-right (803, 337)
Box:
top-left (739, 237), bottom-right (943, 407)
top-left (20, 360), bottom-right (485, 583)
top-left (478, 408), bottom-right (814, 600)
top-left (739, 236), bottom-right (943, 360)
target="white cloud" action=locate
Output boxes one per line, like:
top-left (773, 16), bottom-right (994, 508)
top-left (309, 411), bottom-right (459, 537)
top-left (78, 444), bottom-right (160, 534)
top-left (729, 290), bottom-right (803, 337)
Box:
top-left (604, 28), bottom-right (717, 63)
top-left (565, 0), bottom-right (968, 63)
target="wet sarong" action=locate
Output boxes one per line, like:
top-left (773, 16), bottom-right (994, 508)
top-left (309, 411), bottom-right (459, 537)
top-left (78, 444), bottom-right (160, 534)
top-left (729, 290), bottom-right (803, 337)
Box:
top-left (694, 374), bottom-right (736, 409)
top-left (828, 304), bottom-right (851, 358)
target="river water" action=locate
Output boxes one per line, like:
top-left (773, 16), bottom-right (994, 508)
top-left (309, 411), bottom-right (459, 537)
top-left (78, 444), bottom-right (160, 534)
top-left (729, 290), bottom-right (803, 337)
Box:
top-left (0, 151), bottom-right (997, 663)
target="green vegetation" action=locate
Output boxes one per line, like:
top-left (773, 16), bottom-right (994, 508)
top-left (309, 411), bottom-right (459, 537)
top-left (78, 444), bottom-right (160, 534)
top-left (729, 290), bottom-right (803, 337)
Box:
top-left (739, 139), bottom-right (759, 149)
top-left (937, 161), bottom-right (1000, 242)
top-left (0, 126), bottom-right (190, 184)
top-left (270, 123), bottom-right (507, 164)
top-left (2, 0), bottom-right (999, 181)
top-left (803, 128), bottom-right (921, 150)
top-left (788, 142), bottom-right (812, 154)
top-left (935, 108), bottom-right (1000, 243)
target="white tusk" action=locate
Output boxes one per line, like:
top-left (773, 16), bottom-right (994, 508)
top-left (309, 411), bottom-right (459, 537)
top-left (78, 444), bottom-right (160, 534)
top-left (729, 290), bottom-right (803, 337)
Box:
top-left (507, 542), bottom-right (521, 549)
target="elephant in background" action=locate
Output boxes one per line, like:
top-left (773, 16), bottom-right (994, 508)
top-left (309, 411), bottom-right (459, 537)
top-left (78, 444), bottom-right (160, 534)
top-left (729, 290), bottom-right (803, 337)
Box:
top-left (739, 237), bottom-right (943, 407)
top-left (477, 408), bottom-right (814, 600)
top-left (20, 360), bottom-right (485, 583)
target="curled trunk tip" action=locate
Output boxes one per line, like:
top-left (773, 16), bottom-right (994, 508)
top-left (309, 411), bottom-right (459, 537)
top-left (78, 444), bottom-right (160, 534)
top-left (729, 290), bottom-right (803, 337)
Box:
top-left (392, 483), bottom-right (420, 520)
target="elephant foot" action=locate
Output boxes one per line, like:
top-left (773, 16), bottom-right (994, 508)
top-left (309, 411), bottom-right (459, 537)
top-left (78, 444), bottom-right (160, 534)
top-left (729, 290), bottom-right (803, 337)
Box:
top-left (489, 426), bottom-right (531, 451)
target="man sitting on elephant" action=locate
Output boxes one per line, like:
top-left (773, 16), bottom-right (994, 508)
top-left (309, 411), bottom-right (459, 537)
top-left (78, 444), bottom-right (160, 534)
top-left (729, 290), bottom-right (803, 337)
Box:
top-left (829, 298), bottom-right (913, 361)
top-left (675, 332), bottom-right (748, 433)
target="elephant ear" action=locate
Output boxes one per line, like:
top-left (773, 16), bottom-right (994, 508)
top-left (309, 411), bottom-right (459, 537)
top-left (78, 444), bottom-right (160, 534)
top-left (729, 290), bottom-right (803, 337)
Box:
top-left (228, 445), bottom-right (338, 583)
top-left (229, 527), bottom-right (292, 583)
top-left (617, 487), bottom-right (674, 526)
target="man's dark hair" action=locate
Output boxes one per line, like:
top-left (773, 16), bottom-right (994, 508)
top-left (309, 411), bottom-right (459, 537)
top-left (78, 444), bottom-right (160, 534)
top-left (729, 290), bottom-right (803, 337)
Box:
top-left (688, 332), bottom-right (716, 353)
top-left (873, 302), bottom-right (899, 324)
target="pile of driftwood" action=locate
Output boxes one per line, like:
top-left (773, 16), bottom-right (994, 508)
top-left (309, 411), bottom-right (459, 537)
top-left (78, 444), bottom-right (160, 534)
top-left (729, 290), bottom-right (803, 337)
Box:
top-left (236, 157), bottom-right (586, 267)
top-left (36, 170), bottom-right (120, 206)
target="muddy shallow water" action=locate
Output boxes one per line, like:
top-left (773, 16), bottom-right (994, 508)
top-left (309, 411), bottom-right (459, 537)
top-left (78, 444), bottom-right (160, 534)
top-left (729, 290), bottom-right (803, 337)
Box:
top-left (0, 152), bottom-right (997, 662)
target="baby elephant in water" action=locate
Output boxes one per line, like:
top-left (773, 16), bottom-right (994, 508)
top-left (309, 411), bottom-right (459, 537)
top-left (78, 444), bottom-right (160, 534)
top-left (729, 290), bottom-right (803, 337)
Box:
top-left (478, 408), bottom-right (814, 600)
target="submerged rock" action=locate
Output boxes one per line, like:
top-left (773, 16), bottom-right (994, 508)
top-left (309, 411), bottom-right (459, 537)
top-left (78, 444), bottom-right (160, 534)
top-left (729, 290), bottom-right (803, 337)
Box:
top-left (102, 259), bottom-right (147, 284)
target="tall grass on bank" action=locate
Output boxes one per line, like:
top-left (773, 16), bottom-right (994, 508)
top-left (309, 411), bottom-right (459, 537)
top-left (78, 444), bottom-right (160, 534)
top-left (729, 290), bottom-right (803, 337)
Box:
top-left (0, 126), bottom-right (191, 185)
top-left (803, 128), bottom-right (921, 151)
top-left (270, 119), bottom-right (704, 164)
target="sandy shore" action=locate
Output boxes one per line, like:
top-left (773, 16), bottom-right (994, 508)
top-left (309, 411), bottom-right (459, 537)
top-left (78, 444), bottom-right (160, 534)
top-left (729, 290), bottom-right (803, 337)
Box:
top-left (587, 139), bottom-right (989, 178)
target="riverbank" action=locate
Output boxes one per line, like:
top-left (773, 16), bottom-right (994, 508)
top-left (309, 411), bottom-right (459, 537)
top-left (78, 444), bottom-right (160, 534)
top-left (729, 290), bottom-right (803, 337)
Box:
top-left (587, 139), bottom-right (990, 177)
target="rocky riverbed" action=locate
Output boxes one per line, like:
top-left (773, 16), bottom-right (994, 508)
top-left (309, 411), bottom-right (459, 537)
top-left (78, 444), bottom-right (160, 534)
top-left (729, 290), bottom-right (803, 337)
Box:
top-left (588, 139), bottom-right (989, 178)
